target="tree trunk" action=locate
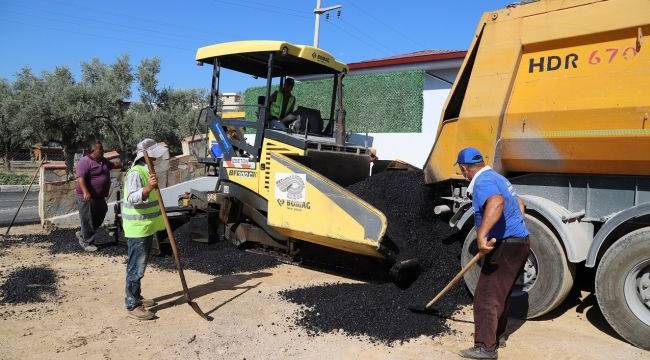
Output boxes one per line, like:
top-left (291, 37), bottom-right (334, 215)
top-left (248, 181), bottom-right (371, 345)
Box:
top-left (4, 141), bottom-right (11, 172)
top-left (62, 144), bottom-right (77, 179)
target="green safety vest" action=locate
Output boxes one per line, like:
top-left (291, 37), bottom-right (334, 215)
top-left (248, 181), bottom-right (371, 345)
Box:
top-left (270, 90), bottom-right (295, 118)
top-left (121, 164), bottom-right (165, 238)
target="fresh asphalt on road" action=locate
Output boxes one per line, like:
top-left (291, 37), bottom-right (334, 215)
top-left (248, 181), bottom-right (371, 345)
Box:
top-left (0, 191), bottom-right (39, 227)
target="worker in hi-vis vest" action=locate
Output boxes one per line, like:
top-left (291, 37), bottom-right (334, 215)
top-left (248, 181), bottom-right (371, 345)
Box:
top-left (121, 138), bottom-right (168, 321)
top-left (268, 77), bottom-right (297, 130)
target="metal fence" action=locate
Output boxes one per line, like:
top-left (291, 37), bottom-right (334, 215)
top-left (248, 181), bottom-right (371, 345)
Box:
top-left (0, 147), bottom-right (67, 174)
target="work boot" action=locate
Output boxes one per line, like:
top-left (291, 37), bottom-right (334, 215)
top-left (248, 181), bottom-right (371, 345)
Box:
top-left (498, 336), bottom-right (507, 348)
top-left (76, 231), bottom-right (97, 252)
top-left (459, 346), bottom-right (497, 359)
top-left (127, 305), bottom-right (155, 320)
top-left (140, 298), bottom-right (157, 307)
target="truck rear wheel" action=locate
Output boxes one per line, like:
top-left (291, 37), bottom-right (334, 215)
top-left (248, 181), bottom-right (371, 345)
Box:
top-left (595, 227), bottom-right (650, 350)
top-left (461, 214), bottom-right (575, 318)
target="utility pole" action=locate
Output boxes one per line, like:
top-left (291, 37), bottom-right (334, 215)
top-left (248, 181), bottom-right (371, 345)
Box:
top-left (313, 0), bottom-right (342, 48)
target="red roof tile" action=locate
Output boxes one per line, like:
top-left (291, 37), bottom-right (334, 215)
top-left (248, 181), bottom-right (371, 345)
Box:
top-left (348, 50), bottom-right (466, 70)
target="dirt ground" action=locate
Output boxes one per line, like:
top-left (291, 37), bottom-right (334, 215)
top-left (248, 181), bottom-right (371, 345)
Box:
top-left (1, 224), bottom-right (648, 360)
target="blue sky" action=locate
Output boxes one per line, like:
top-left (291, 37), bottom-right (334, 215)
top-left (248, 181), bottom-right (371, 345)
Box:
top-left (0, 0), bottom-right (513, 96)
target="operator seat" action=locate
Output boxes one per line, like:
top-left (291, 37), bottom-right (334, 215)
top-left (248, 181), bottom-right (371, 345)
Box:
top-left (292, 106), bottom-right (323, 135)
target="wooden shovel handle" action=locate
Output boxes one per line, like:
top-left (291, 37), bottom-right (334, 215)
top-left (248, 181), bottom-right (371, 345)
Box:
top-left (4, 158), bottom-right (45, 237)
top-left (143, 151), bottom-right (191, 297)
top-left (425, 238), bottom-right (497, 309)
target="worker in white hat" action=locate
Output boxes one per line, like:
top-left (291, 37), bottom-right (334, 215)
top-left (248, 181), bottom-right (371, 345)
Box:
top-left (121, 139), bottom-right (169, 320)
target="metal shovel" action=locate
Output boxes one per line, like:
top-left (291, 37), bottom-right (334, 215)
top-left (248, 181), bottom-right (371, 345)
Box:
top-left (409, 238), bottom-right (496, 314)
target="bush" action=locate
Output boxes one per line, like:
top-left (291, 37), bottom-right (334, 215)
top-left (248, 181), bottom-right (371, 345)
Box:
top-left (0, 172), bottom-right (31, 185)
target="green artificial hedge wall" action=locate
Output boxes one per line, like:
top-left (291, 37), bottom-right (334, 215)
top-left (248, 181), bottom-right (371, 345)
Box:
top-left (243, 70), bottom-right (424, 133)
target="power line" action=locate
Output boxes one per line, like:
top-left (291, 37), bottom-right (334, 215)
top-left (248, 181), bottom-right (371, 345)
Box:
top-left (313, 0), bottom-right (342, 47)
top-left (211, 0), bottom-right (313, 20)
top-left (1, 0), bottom-right (230, 40)
top-left (1, 0), bottom-right (395, 63)
top-left (338, 17), bottom-right (397, 54)
top-left (343, 0), bottom-right (427, 49)
top-left (1, 18), bottom-right (194, 52)
top-left (2, 6), bottom-right (213, 46)
top-left (309, 1), bottom-right (393, 55)
top-left (311, 2), bottom-right (396, 55)
top-left (324, 18), bottom-right (390, 56)
top-left (243, 0), bottom-right (309, 16)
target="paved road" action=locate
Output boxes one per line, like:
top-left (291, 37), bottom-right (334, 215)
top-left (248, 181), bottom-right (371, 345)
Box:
top-left (0, 191), bottom-right (39, 227)
top-left (1, 177), bottom-right (221, 227)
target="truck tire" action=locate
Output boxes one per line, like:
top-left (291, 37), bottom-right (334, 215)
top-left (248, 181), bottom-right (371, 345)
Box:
top-left (461, 214), bottom-right (575, 318)
top-left (595, 227), bottom-right (650, 350)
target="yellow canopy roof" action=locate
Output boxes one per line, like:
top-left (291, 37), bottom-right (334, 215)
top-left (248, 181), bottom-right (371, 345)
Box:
top-left (195, 40), bottom-right (348, 77)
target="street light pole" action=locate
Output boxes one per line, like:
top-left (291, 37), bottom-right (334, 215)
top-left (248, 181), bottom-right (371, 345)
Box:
top-left (314, 0), bottom-right (322, 48)
top-left (313, 0), bottom-right (342, 48)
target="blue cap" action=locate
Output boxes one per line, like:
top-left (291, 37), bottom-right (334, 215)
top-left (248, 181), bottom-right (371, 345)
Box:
top-left (455, 147), bottom-right (484, 165)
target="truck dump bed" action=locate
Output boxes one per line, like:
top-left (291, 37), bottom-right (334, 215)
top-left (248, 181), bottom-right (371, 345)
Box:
top-left (425, 0), bottom-right (650, 183)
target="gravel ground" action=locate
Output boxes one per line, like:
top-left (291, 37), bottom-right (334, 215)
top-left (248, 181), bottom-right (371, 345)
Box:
top-left (280, 170), bottom-right (471, 344)
top-left (1, 223), bottom-right (645, 359)
top-left (4, 227), bottom-right (279, 277)
top-left (2, 170), bottom-right (467, 345)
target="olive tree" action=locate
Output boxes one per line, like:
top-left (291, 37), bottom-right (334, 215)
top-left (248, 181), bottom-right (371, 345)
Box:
top-left (0, 78), bottom-right (28, 170)
top-left (2, 55), bottom-right (209, 174)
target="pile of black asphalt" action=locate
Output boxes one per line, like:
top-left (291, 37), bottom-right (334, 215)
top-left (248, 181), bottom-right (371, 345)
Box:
top-left (0, 265), bottom-right (58, 304)
top-left (280, 169), bottom-right (471, 344)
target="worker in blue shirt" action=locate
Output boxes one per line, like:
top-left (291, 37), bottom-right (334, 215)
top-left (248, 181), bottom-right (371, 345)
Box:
top-left (456, 147), bottom-right (530, 360)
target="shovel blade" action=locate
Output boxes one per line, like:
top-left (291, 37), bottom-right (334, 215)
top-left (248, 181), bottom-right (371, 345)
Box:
top-left (188, 300), bottom-right (213, 321)
top-left (389, 258), bottom-right (421, 289)
top-left (408, 304), bottom-right (439, 315)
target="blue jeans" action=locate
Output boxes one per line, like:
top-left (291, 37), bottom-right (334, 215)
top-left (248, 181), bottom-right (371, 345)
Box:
top-left (125, 236), bottom-right (153, 310)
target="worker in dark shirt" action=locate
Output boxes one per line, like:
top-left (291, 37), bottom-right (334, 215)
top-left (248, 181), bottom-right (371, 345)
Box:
top-left (268, 77), bottom-right (297, 130)
top-left (75, 141), bottom-right (118, 251)
top-left (456, 147), bottom-right (530, 360)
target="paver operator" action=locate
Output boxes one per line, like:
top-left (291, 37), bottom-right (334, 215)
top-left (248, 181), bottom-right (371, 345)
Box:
top-left (121, 139), bottom-right (168, 320)
top-left (455, 147), bottom-right (530, 360)
top-left (268, 77), bottom-right (297, 130)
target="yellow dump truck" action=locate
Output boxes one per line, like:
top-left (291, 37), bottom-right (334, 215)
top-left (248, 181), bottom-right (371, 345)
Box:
top-left (425, 0), bottom-right (649, 349)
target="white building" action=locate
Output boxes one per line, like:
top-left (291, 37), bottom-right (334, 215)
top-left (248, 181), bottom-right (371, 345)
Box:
top-left (345, 50), bottom-right (465, 168)
top-left (220, 92), bottom-right (242, 111)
